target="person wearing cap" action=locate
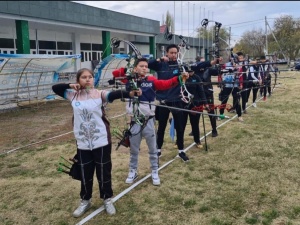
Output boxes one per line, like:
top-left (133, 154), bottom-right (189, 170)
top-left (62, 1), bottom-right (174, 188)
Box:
top-left (112, 58), bottom-right (189, 184)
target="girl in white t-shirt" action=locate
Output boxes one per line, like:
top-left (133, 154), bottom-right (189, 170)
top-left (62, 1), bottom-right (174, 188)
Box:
top-left (52, 68), bottom-right (141, 218)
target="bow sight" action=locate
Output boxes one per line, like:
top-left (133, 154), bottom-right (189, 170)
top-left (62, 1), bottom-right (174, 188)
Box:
top-left (111, 37), bottom-right (121, 48)
top-left (178, 35), bottom-right (190, 50)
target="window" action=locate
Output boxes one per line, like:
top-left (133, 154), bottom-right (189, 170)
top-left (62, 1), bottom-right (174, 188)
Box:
top-left (81, 52), bottom-right (84, 62)
top-left (92, 52), bottom-right (97, 60)
top-left (80, 43), bottom-right (102, 62)
top-left (0, 38), bottom-right (14, 48)
top-left (92, 44), bottom-right (102, 51)
top-left (38, 41), bottom-right (56, 50)
top-left (80, 43), bottom-right (91, 51)
top-left (30, 40), bottom-right (36, 49)
top-left (57, 42), bottom-right (72, 50)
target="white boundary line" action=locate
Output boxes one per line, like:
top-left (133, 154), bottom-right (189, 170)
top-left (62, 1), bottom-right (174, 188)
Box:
top-left (0, 131), bottom-right (74, 156)
top-left (0, 113), bottom-right (126, 156)
top-left (75, 102), bottom-right (259, 225)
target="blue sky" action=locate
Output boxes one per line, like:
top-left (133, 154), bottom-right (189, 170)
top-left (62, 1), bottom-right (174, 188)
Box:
top-left (74, 1), bottom-right (299, 46)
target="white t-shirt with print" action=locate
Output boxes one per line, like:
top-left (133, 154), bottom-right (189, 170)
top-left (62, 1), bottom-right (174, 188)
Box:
top-left (65, 89), bottom-right (110, 150)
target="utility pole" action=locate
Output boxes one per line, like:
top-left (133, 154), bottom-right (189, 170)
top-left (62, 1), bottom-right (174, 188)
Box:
top-left (174, 1), bottom-right (175, 44)
top-left (265, 16), bottom-right (268, 56)
top-left (229, 27), bottom-right (231, 48)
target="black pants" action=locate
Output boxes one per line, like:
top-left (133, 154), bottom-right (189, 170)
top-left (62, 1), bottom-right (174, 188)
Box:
top-left (247, 82), bottom-right (259, 103)
top-left (77, 144), bottom-right (113, 200)
top-left (219, 87), bottom-right (242, 117)
top-left (241, 86), bottom-right (248, 111)
top-left (156, 103), bottom-right (171, 149)
top-left (206, 93), bottom-right (217, 131)
top-left (156, 101), bottom-right (188, 150)
top-left (260, 79), bottom-right (271, 97)
top-left (168, 101), bottom-right (188, 150)
top-left (188, 110), bottom-right (202, 144)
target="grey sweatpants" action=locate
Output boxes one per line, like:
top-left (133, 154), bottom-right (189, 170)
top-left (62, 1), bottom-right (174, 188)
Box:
top-left (129, 118), bottom-right (158, 170)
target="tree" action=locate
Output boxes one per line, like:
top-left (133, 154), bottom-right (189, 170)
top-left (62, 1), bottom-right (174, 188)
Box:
top-left (234, 28), bottom-right (266, 59)
top-left (269, 15), bottom-right (300, 60)
top-left (162, 10), bottom-right (174, 34)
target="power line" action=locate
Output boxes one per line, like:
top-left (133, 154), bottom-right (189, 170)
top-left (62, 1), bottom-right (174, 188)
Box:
top-left (223, 19), bottom-right (265, 27)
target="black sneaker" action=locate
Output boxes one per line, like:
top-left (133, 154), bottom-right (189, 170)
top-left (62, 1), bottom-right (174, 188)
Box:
top-left (212, 130), bottom-right (218, 137)
top-left (157, 151), bottom-right (161, 157)
top-left (188, 132), bottom-right (193, 136)
top-left (178, 152), bottom-right (189, 162)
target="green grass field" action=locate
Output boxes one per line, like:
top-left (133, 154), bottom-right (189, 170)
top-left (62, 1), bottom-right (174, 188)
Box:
top-left (0, 71), bottom-right (299, 225)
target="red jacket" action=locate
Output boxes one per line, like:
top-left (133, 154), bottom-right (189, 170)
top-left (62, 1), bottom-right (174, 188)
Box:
top-left (112, 68), bottom-right (179, 91)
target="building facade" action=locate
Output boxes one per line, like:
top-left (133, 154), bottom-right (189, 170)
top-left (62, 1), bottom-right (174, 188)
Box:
top-left (0, 1), bottom-right (209, 71)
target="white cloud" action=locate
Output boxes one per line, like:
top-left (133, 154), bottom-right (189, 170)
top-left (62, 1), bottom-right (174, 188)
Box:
top-left (73, 1), bottom-right (299, 45)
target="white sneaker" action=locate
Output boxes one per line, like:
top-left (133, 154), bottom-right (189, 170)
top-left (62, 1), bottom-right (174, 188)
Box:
top-left (72, 199), bottom-right (91, 218)
top-left (125, 169), bottom-right (138, 184)
top-left (253, 103), bottom-right (257, 108)
top-left (104, 198), bottom-right (116, 215)
top-left (151, 169), bottom-right (160, 186)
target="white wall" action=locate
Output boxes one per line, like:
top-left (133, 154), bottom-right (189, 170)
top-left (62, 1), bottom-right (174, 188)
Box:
top-left (79, 34), bottom-right (102, 44)
top-left (134, 44), bottom-right (150, 55)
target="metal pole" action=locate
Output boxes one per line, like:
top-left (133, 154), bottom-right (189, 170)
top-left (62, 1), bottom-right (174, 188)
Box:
top-left (199, 6), bottom-right (201, 57)
top-left (188, 2), bottom-right (189, 38)
top-left (265, 16), bottom-right (268, 55)
top-left (174, 1), bottom-right (176, 44)
top-left (181, 1), bottom-right (183, 35)
top-left (229, 27), bottom-right (231, 48)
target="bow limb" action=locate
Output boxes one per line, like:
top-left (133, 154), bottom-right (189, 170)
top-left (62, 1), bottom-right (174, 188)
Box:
top-left (177, 36), bottom-right (194, 104)
top-left (110, 38), bottom-right (147, 128)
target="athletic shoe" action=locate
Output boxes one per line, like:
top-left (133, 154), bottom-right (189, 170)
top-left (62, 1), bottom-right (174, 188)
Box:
top-left (125, 169), bottom-right (138, 184)
top-left (151, 169), bottom-right (160, 186)
top-left (178, 152), bottom-right (189, 162)
top-left (253, 103), bottom-right (257, 108)
top-left (188, 132), bottom-right (193, 136)
top-left (243, 110), bottom-right (248, 114)
top-left (196, 142), bottom-right (203, 149)
top-left (104, 198), bottom-right (116, 215)
top-left (238, 117), bottom-right (244, 122)
top-left (263, 97), bottom-right (267, 101)
top-left (157, 151), bottom-right (161, 158)
top-left (72, 199), bottom-right (92, 218)
top-left (212, 129), bottom-right (218, 137)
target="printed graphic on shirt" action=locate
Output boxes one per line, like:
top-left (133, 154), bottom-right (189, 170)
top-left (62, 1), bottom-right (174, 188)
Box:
top-left (223, 74), bottom-right (239, 88)
top-left (173, 69), bottom-right (179, 74)
top-left (78, 108), bottom-right (100, 149)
